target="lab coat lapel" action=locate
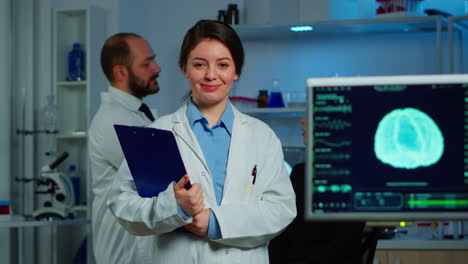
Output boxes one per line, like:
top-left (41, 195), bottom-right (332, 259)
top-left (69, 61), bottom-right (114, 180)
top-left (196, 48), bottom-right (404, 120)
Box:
top-left (171, 104), bottom-right (211, 176)
top-left (222, 106), bottom-right (248, 203)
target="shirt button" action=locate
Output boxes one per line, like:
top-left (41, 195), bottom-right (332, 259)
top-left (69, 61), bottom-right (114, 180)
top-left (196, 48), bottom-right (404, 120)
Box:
top-left (201, 171), bottom-right (206, 177)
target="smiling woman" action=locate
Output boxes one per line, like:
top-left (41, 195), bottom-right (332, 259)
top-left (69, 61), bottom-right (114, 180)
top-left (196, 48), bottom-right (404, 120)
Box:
top-left (183, 38), bottom-right (239, 125)
top-left (107, 19), bottom-right (296, 264)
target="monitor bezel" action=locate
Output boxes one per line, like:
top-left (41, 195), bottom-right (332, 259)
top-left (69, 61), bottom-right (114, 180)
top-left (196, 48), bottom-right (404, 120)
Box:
top-left (305, 74), bottom-right (468, 221)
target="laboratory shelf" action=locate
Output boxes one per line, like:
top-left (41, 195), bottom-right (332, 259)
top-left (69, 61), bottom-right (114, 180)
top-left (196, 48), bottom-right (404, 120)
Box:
top-left (233, 15), bottom-right (446, 40)
top-left (242, 107), bottom-right (305, 119)
top-left (56, 132), bottom-right (87, 139)
top-left (0, 215), bottom-right (90, 228)
top-left (55, 81), bottom-right (87, 87)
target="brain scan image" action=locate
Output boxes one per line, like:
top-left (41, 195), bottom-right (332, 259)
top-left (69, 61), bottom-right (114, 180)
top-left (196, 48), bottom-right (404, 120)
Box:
top-left (374, 107), bottom-right (444, 169)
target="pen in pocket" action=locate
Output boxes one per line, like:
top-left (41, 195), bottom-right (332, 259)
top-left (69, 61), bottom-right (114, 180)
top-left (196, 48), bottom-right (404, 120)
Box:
top-left (251, 165), bottom-right (257, 184)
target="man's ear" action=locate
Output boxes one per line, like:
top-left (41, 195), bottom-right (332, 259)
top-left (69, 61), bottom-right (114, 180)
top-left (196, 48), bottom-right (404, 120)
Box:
top-left (112, 65), bottom-right (128, 81)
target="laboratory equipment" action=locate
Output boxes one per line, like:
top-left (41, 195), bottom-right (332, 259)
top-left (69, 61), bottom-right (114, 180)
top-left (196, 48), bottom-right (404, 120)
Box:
top-left (305, 74), bottom-right (468, 221)
top-left (32, 152), bottom-right (76, 220)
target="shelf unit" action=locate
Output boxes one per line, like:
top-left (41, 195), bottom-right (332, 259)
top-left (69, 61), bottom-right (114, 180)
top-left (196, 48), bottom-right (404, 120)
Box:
top-left (52, 6), bottom-right (105, 212)
top-left (233, 15), bottom-right (462, 149)
top-left (241, 107), bottom-right (306, 119)
top-left (50, 6), bottom-right (106, 264)
top-left (233, 15), bottom-right (447, 73)
top-left (448, 16), bottom-right (468, 73)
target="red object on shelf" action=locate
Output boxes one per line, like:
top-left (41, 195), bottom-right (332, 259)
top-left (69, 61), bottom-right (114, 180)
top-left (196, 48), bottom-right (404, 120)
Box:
top-left (0, 202), bottom-right (10, 215)
top-left (376, 0), bottom-right (424, 15)
top-left (229, 96), bottom-right (257, 102)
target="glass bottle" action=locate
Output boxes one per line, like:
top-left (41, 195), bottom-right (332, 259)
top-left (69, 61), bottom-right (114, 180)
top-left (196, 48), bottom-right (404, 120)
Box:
top-left (218, 10), bottom-right (226, 22)
top-left (42, 95), bottom-right (58, 155)
top-left (257, 90), bottom-right (269, 108)
top-left (226, 4), bottom-right (239, 24)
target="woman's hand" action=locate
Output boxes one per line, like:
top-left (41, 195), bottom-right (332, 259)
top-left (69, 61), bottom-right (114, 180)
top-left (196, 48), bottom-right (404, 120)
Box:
top-left (184, 208), bottom-right (210, 236)
top-left (174, 174), bottom-right (204, 216)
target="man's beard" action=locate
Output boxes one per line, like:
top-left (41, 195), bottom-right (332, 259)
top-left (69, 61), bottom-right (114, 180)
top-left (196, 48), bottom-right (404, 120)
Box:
top-left (128, 70), bottom-right (160, 98)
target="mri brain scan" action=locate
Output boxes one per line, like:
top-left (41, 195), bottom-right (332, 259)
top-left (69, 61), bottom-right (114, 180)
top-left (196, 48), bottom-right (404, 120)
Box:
top-left (374, 107), bottom-right (444, 169)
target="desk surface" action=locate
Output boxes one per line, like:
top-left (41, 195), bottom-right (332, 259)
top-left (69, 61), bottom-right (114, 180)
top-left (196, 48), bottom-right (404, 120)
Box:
top-left (0, 215), bottom-right (90, 228)
top-left (377, 238), bottom-right (468, 250)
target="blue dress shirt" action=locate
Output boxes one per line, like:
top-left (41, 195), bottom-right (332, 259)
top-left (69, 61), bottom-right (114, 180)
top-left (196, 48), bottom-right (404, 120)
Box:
top-left (186, 99), bottom-right (233, 239)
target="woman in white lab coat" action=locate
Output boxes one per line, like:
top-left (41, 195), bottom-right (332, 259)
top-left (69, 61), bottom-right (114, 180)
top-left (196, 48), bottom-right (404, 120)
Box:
top-left (107, 20), bottom-right (296, 264)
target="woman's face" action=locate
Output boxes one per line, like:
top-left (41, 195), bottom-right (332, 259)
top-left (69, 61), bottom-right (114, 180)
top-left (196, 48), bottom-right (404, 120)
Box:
top-left (183, 38), bottom-right (238, 108)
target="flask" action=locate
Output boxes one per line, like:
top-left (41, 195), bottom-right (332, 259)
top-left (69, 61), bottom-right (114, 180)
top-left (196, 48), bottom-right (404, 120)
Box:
top-left (67, 43), bottom-right (85, 81)
top-left (226, 4), bottom-right (239, 24)
top-left (257, 90), bottom-right (269, 108)
top-left (267, 79), bottom-right (285, 108)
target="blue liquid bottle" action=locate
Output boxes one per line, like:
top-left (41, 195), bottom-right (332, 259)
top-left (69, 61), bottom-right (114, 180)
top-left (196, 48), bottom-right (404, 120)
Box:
top-left (67, 43), bottom-right (85, 81)
top-left (267, 79), bottom-right (285, 108)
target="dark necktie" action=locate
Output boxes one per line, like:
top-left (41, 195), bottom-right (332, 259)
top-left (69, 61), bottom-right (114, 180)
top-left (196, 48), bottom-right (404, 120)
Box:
top-left (139, 103), bottom-right (155, 122)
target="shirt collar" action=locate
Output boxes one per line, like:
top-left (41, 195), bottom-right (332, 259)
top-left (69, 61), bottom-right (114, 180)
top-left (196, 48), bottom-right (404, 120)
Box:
top-left (107, 86), bottom-right (142, 111)
top-left (186, 98), bottom-right (234, 134)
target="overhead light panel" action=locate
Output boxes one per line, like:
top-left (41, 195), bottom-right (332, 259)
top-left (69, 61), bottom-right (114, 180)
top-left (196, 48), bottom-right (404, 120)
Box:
top-left (290, 25), bottom-right (314, 32)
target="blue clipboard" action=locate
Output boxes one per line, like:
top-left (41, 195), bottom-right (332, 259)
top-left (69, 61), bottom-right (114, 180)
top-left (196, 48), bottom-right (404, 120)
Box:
top-left (114, 124), bottom-right (191, 198)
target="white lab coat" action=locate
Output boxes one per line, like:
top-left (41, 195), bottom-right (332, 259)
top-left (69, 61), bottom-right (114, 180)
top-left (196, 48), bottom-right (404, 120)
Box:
top-left (107, 102), bottom-right (296, 264)
top-left (89, 87), bottom-right (155, 264)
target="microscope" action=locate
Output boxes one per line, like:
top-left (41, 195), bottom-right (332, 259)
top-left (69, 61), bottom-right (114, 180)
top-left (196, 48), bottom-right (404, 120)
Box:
top-left (31, 152), bottom-right (76, 220)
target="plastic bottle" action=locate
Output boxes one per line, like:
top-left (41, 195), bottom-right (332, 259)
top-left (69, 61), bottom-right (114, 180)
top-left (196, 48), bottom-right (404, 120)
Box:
top-left (267, 79), bottom-right (285, 108)
top-left (226, 4), bottom-right (239, 24)
top-left (68, 164), bottom-right (80, 205)
top-left (67, 43), bottom-right (85, 81)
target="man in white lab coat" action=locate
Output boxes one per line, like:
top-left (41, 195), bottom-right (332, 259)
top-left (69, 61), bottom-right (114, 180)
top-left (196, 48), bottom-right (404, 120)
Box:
top-left (88, 33), bottom-right (161, 264)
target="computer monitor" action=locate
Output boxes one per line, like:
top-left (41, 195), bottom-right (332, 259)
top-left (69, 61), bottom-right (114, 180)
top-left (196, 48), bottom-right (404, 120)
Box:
top-left (305, 74), bottom-right (468, 221)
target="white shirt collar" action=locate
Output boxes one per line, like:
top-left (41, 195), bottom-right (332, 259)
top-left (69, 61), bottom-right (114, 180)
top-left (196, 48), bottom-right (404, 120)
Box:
top-left (105, 86), bottom-right (142, 112)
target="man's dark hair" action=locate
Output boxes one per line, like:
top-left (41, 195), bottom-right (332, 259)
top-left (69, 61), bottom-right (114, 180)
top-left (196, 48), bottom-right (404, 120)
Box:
top-left (100, 32), bottom-right (143, 82)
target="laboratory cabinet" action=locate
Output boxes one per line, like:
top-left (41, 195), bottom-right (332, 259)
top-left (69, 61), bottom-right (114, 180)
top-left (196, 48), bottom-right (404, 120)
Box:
top-left (374, 250), bottom-right (468, 264)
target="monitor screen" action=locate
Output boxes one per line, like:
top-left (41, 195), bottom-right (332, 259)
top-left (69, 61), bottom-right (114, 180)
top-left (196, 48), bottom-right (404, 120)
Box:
top-left (305, 74), bottom-right (468, 221)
